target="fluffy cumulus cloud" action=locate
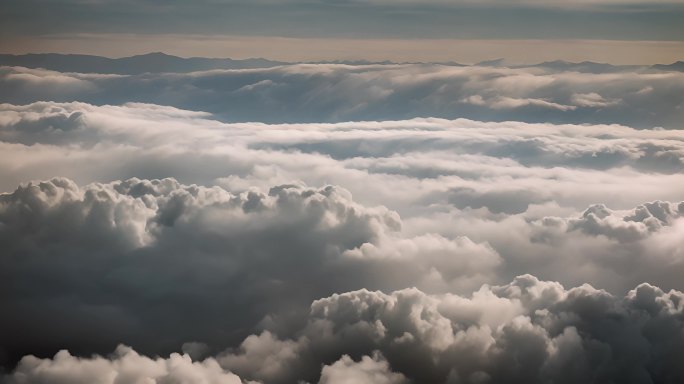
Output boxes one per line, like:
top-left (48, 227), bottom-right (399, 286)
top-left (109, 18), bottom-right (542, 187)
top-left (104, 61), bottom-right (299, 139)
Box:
top-left (319, 353), bottom-right (409, 384)
top-left (5, 276), bottom-right (684, 383)
top-left (6, 346), bottom-right (244, 384)
top-left (0, 176), bottom-right (504, 369)
top-left (283, 276), bottom-right (684, 384)
top-left (566, 200), bottom-right (684, 242)
top-left (1, 64), bottom-right (683, 127)
top-left (1, 177), bottom-right (684, 382)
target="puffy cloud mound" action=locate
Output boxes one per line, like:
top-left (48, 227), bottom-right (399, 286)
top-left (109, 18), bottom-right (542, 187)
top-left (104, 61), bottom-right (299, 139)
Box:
top-left (7, 346), bottom-right (243, 384)
top-left (0, 177), bottom-right (499, 368)
top-left (5, 276), bottom-right (684, 384)
top-left (567, 200), bottom-right (684, 242)
top-left (218, 276), bottom-right (684, 384)
top-left (319, 353), bottom-right (409, 384)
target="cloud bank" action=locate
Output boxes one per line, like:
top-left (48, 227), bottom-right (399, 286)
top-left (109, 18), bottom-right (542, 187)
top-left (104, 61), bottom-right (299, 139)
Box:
top-left (1, 174), bottom-right (683, 375)
top-left (2, 64), bottom-right (683, 127)
top-left (0, 176), bottom-right (501, 368)
top-left (0, 102), bottom-right (682, 305)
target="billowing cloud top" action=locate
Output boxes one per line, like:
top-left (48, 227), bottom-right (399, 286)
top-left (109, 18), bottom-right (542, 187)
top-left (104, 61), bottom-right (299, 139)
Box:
top-left (6, 275), bottom-right (684, 383)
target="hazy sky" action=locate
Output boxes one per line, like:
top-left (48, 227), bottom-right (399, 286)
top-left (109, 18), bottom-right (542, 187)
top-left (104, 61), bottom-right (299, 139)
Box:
top-left (2, 0), bottom-right (683, 62)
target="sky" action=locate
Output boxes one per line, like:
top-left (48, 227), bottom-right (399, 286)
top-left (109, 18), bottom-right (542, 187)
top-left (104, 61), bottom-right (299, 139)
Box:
top-left (1, 0), bottom-right (684, 62)
top-left (1, 1), bottom-right (684, 384)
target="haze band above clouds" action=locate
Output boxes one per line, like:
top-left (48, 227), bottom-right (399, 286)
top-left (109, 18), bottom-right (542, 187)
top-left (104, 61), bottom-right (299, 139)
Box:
top-left (4, 37), bottom-right (684, 64)
top-left (3, 0), bottom-right (684, 63)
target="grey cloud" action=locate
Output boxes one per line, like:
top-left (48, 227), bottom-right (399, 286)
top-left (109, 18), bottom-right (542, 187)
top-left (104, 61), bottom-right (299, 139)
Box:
top-left (12, 276), bottom-right (682, 383)
top-left (1, 100), bottom-right (684, 379)
top-left (0, 177), bottom-right (498, 368)
top-left (216, 276), bottom-right (684, 384)
top-left (4, 102), bottom-right (684, 183)
top-left (2, 64), bottom-right (683, 128)
top-left (447, 187), bottom-right (547, 214)
top-left (1, 179), bottom-right (683, 383)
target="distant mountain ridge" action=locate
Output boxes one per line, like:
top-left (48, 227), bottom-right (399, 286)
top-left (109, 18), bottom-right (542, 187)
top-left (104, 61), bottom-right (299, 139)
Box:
top-left (0, 52), bottom-right (286, 74)
top-left (651, 61), bottom-right (684, 72)
top-left (0, 53), bottom-right (681, 74)
top-left (474, 58), bottom-right (647, 73)
top-left (533, 60), bottom-right (632, 72)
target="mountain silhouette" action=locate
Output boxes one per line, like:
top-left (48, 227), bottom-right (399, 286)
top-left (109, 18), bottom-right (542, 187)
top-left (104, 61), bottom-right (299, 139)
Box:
top-left (0, 52), bottom-right (286, 74)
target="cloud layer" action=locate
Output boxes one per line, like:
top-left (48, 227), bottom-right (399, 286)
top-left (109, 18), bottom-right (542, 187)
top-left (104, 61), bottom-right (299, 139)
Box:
top-left (1, 56), bottom-right (683, 383)
top-left (2, 64), bottom-right (683, 127)
top-left (0, 102), bottom-right (682, 306)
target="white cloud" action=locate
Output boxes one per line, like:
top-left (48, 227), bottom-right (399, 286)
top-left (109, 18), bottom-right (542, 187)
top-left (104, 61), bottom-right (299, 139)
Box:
top-left (566, 200), bottom-right (684, 242)
top-left (570, 92), bottom-right (620, 108)
top-left (462, 95), bottom-right (576, 111)
top-left (7, 346), bottom-right (243, 384)
top-left (319, 353), bottom-right (409, 384)
top-left (0, 176), bottom-right (503, 368)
